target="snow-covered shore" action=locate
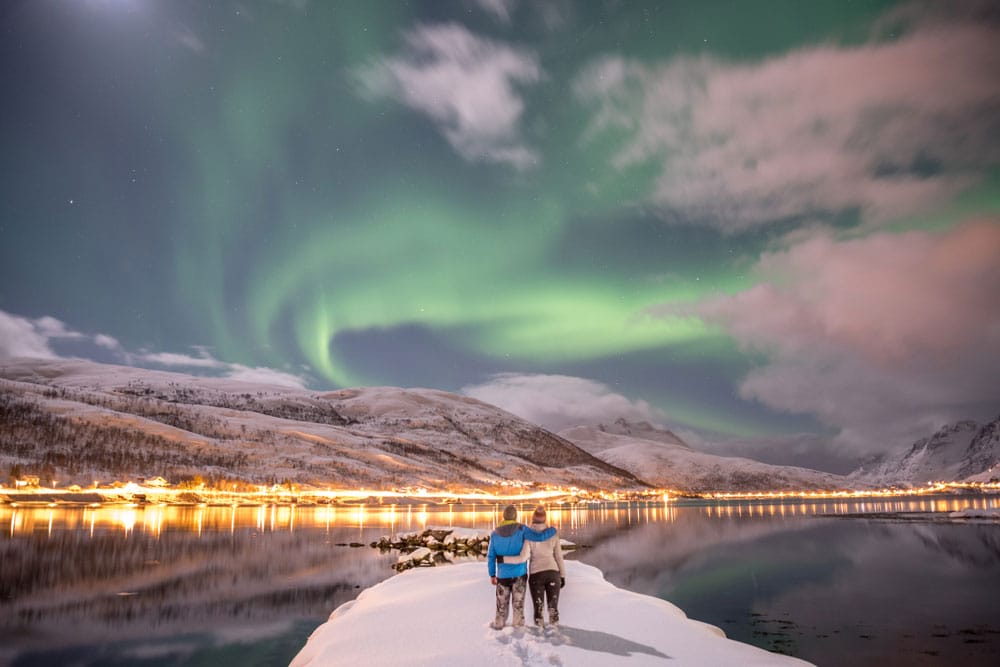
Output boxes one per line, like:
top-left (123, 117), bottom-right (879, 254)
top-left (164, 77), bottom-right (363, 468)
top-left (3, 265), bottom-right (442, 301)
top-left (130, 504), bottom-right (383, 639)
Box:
top-left (291, 560), bottom-right (813, 666)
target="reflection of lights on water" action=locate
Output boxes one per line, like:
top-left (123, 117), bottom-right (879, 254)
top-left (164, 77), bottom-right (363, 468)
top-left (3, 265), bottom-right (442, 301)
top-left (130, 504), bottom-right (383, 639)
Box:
top-left (144, 507), bottom-right (164, 538)
top-left (104, 508), bottom-right (138, 537)
top-left (379, 506), bottom-right (397, 533)
top-left (1, 492), bottom-right (998, 538)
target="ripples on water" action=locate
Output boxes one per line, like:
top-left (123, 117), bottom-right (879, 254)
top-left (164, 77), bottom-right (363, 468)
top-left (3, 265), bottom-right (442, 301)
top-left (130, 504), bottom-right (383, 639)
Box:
top-left (1, 496), bottom-right (998, 666)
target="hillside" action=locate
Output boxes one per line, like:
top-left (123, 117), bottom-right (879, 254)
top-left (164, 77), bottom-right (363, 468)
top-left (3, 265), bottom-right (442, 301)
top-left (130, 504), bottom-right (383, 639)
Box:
top-left (850, 417), bottom-right (1000, 486)
top-left (560, 423), bottom-right (855, 492)
top-left (0, 358), bottom-right (639, 492)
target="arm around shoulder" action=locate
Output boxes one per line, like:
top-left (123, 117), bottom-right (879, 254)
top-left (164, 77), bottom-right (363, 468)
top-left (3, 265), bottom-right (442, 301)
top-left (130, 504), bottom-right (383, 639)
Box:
top-left (524, 525), bottom-right (557, 542)
top-left (503, 538), bottom-right (530, 565)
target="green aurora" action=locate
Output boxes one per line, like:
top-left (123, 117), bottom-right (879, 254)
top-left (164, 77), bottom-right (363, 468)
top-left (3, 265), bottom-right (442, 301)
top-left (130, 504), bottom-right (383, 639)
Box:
top-left (2, 0), bottom-right (998, 470)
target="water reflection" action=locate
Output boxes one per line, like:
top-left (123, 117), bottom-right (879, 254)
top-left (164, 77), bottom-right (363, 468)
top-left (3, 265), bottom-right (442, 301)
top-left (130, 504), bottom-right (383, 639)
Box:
top-left (1, 495), bottom-right (997, 666)
top-left (571, 499), bottom-right (1000, 667)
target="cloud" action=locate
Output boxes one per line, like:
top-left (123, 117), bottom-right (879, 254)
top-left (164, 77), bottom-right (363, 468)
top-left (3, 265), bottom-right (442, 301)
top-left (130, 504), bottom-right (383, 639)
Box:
top-left (575, 5), bottom-right (1000, 230)
top-left (356, 23), bottom-right (542, 169)
top-left (0, 309), bottom-right (307, 390)
top-left (462, 373), bottom-right (664, 432)
top-left (659, 219), bottom-right (1000, 452)
top-left (0, 311), bottom-right (58, 360)
top-left (224, 365), bottom-right (308, 389)
top-left (473, 0), bottom-right (517, 24)
top-left (174, 25), bottom-right (206, 54)
top-left (33, 316), bottom-right (86, 341)
top-left (136, 350), bottom-right (225, 369)
top-left (135, 348), bottom-right (308, 389)
top-left (94, 334), bottom-right (121, 350)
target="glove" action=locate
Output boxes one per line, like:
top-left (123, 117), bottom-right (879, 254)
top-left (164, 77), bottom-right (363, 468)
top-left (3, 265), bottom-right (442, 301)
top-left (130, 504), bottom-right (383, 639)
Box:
top-left (496, 555), bottom-right (505, 563)
top-left (560, 577), bottom-right (565, 589)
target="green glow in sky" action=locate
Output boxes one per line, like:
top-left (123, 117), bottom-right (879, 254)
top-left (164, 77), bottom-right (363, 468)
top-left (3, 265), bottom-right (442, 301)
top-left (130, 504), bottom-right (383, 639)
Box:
top-left (3, 0), bottom-right (997, 467)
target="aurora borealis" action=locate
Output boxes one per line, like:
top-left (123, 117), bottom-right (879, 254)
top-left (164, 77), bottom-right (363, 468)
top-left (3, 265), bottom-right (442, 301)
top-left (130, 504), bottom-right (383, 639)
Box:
top-left (2, 0), bottom-right (999, 471)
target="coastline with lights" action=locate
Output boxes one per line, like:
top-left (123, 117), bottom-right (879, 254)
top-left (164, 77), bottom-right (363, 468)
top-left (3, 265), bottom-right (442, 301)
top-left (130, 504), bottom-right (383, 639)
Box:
top-left (2, 478), bottom-right (998, 510)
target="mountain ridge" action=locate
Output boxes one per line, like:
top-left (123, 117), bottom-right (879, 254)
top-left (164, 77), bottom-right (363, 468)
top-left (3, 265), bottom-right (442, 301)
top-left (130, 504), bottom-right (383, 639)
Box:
top-left (560, 423), bottom-right (855, 492)
top-left (850, 416), bottom-right (1000, 486)
top-left (4, 358), bottom-right (996, 493)
top-left (0, 358), bottom-right (639, 491)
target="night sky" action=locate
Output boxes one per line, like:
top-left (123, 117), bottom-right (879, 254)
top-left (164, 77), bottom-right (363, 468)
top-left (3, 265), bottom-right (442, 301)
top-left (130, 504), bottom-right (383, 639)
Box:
top-left (2, 0), bottom-right (999, 472)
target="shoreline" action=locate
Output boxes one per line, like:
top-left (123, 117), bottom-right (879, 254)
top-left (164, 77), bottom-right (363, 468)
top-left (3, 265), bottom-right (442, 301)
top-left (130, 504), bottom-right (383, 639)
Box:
top-left (3, 483), bottom-right (997, 509)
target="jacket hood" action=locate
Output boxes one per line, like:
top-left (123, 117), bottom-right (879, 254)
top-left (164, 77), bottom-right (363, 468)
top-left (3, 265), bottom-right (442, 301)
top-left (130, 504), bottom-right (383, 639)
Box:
top-left (494, 521), bottom-right (521, 538)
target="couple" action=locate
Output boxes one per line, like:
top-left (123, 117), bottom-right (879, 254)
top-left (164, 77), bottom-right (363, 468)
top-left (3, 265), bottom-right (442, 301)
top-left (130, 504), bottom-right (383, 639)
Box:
top-left (487, 504), bottom-right (566, 630)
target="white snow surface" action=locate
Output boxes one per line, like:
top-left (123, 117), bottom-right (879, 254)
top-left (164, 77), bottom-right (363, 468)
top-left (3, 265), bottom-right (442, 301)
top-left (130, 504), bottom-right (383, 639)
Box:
top-left (948, 508), bottom-right (1000, 519)
top-left (291, 560), bottom-right (812, 667)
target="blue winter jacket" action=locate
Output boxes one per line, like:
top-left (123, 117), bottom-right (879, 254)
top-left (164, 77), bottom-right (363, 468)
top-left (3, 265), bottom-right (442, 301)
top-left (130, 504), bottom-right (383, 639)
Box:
top-left (487, 521), bottom-right (557, 579)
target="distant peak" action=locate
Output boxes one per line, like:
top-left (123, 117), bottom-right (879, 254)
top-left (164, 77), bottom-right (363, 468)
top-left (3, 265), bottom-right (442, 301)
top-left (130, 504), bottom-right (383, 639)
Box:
top-left (592, 418), bottom-right (689, 448)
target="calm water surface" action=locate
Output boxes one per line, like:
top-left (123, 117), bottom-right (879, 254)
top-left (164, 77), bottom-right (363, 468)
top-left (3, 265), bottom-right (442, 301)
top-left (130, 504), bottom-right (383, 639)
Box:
top-left (2, 495), bottom-right (998, 666)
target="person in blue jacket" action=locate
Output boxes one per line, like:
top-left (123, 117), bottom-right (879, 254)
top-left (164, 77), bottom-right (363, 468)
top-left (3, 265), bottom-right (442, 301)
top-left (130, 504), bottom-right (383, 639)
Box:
top-left (487, 505), bottom-right (556, 629)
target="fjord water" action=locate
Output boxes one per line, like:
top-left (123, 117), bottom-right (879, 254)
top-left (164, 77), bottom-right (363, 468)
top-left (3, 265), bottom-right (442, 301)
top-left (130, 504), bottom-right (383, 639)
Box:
top-left (2, 496), bottom-right (998, 666)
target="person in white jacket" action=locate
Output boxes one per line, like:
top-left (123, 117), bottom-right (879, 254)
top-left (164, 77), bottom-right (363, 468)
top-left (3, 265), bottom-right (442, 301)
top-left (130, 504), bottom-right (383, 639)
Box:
top-left (526, 505), bottom-right (565, 627)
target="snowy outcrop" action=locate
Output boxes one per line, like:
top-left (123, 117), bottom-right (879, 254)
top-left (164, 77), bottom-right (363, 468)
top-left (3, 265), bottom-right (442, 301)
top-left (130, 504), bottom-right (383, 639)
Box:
top-left (560, 425), bottom-right (851, 493)
top-left (291, 560), bottom-right (813, 667)
top-left (850, 416), bottom-right (1000, 486)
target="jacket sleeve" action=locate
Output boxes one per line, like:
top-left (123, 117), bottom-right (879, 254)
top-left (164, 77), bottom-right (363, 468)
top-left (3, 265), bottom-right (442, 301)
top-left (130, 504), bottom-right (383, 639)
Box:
top-left (523, 525), bottom-right (557, 542)
top-left (487, 536), bottom-right (497, 577)
top-left (553, 533), bottom-right (566, 577)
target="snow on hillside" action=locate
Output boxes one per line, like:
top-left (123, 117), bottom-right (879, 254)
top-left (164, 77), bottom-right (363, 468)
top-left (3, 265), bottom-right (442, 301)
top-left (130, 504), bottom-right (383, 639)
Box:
top-left (850, 416), bottom-right (1000, 486)
top-left (0, 358), bottom-right (637, 490)
top-left (957, 417), bottom-right (1000, 480)
top-left (560, 425), bottom-right (852, 492)
top-left (584, 417), bottom-right (690, 449)
top-left (291, 560), bottom-right (812, 667)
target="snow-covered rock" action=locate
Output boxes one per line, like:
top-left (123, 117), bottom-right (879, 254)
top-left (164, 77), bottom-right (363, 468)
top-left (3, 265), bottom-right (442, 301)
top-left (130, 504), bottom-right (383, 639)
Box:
top-left (291, 560), bottom-right (812, 666)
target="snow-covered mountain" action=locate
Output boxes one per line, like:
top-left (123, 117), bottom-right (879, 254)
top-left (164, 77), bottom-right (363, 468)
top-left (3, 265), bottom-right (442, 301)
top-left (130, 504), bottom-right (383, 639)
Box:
top-left (0, 358), bottom-right (638, 491)
top-left (560, 422), bottom-right (853, 492)
top-left (590, 417), bottom-right (690, 449)
top-left (850, 417), bottom-right (1000, 486)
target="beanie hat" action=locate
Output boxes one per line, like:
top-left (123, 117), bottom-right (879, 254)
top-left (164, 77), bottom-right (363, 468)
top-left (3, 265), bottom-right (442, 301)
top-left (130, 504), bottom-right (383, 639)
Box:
top-left (532, 506), bottom-right (546, 524)
top-left (502, 505), bottom-right (517, 521)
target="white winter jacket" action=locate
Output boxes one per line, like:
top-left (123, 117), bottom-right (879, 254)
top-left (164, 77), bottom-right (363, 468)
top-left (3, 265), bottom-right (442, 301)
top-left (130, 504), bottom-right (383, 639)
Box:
top-left (527, 522), bottom-right (565, 577)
